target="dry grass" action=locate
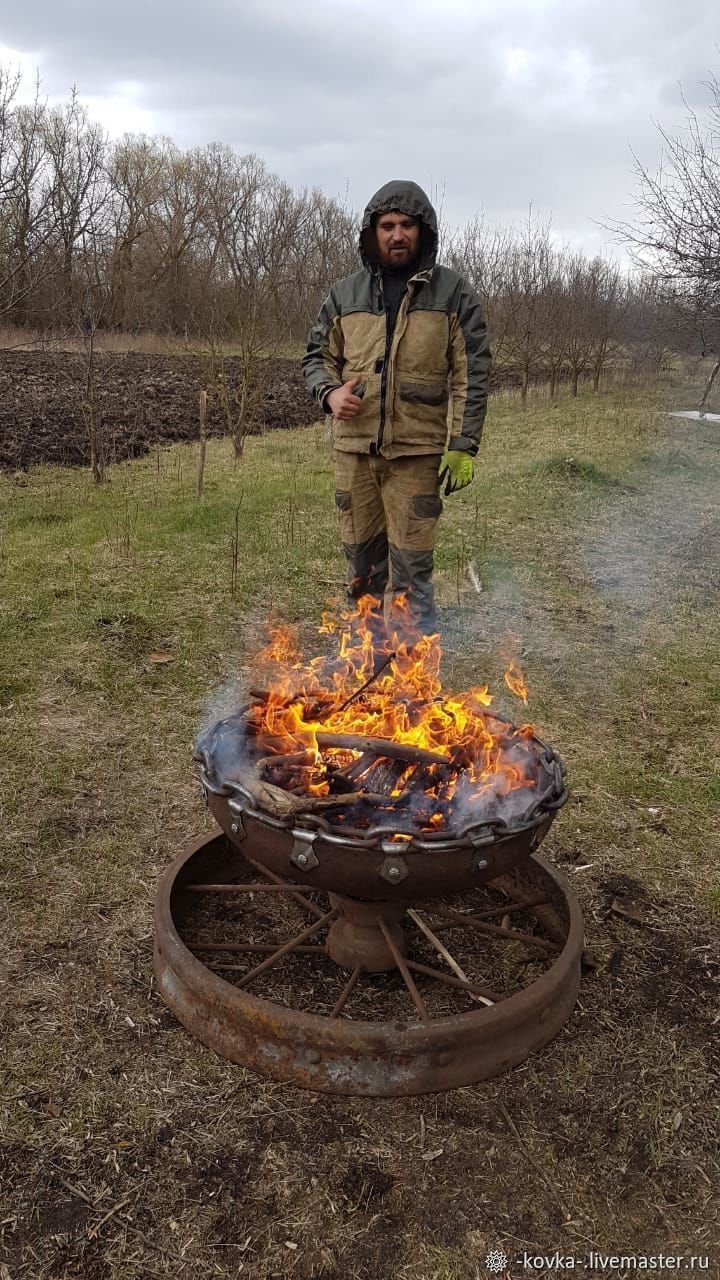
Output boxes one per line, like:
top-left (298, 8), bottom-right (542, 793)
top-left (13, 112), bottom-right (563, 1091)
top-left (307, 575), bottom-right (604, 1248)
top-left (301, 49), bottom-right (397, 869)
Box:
top-left (0, 325), bottom-right (304, 360)
top-left (1, 369), bottom-right (719, 1279)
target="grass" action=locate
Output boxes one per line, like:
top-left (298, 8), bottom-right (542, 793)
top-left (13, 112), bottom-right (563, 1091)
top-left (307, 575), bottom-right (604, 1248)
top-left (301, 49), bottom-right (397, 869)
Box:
top-left (1, 370), bottom-right (719, 1279)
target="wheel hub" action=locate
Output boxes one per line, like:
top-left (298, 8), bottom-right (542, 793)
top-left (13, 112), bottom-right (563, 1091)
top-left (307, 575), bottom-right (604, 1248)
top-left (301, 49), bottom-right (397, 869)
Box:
top-left (327, 896), bottom-right (407, 972)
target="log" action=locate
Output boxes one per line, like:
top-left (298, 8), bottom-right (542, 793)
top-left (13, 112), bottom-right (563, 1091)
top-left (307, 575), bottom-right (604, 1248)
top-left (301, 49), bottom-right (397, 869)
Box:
top-left (361, 756), bottom-right (408, 797)
top-left (315, 731), bottom-right (447, 766)
top-left (225, 766), bottom-right (390, 817)
top-left (248, 687), bottom-right (332, 704)
top-left (335, 750), bottom-right (376, 780)
top-left (257, 750), bottom-right (316, 771)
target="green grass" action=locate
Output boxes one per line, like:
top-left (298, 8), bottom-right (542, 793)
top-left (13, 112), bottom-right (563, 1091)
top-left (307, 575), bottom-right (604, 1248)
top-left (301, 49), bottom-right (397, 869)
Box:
top-left (1, 369), bottom-right (719, 1279)
top-left (528, 455), bottom-right (622, 485)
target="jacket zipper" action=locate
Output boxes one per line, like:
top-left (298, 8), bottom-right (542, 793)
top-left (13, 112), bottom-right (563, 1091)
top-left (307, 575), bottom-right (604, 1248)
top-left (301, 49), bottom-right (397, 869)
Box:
top-left (376, 273), bottom-right (422, 453)
top-left (377, 284), bottom-right (392, 453)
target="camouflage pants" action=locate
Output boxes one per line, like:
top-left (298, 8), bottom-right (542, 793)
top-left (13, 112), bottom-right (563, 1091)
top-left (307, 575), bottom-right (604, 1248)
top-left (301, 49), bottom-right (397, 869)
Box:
top-left (332, 450), bottom-right (443, 639)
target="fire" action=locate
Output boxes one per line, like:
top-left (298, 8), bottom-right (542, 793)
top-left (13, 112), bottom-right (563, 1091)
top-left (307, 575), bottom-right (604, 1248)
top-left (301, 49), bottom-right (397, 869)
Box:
top-left (503, 658), bottom-right (529, 704)
top-left (229, 596), bottom-right (544, 832)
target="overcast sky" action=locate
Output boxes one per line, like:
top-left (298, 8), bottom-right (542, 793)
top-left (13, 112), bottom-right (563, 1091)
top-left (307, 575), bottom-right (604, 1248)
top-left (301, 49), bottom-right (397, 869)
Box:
top-left (1, 0), bottom-right (718, 260)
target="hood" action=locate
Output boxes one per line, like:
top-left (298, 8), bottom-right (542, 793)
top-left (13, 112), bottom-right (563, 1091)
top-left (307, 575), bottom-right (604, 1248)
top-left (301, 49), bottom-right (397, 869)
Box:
top-left (359, 179), bottom-right (438, 273)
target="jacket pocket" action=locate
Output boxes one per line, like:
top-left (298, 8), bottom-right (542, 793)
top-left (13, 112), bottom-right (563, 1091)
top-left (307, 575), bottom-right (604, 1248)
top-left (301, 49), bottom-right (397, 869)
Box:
top-left (398, 381), bottom-right (449, 407)
top-left (334, 372), bottom-right (380, 447)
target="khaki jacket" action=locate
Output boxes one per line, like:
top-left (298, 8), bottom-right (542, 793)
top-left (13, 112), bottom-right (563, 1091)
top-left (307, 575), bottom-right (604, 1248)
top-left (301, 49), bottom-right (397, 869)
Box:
top-left (302, 180), bottom-right (491, 458)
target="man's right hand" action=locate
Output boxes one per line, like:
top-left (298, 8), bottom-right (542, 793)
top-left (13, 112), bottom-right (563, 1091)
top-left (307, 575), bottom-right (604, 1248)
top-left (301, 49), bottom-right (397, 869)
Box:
top-left (326, 376), bottom-right (364, 421)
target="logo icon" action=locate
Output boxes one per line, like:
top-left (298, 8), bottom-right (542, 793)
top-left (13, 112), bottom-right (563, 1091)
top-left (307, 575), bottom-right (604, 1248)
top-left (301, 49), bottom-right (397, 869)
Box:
top-left (484, 1250), bottom-right (508, 1274)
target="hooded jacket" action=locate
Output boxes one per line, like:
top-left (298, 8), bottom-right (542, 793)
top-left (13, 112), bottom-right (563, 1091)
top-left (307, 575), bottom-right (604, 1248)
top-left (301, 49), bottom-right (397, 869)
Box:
top-left (302, 179), bottom-right (491, 458)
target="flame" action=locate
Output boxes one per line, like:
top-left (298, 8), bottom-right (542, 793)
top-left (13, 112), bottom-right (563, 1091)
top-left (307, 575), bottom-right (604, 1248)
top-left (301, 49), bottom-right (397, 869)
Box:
top-left (504, 658), bottom-right (529, 704)
top-left (234, 596), bottom-right (542, 831)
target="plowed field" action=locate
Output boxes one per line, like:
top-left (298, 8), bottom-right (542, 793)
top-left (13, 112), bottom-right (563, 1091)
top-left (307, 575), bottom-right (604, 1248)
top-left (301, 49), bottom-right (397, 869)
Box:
top-left (0, 350), bottom-right (315, 469)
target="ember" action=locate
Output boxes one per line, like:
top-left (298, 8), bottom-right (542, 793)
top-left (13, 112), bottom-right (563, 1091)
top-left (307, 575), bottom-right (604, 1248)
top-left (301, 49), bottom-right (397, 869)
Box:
top-left (195, 598), bottom-right (566, 839)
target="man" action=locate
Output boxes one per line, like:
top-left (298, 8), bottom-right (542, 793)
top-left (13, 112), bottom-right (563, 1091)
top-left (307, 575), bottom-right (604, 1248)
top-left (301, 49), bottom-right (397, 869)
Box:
top-left (302, 179), bottom-right (491, 647)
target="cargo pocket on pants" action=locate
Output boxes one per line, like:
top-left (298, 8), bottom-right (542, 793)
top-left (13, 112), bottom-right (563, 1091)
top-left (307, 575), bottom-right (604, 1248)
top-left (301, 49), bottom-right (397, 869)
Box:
top-left (335, 489), bottom-right (354, 544)
top-left (413, 493), bottom-right (443, 519)
top-left (405, 492), bottom-right (443, 551)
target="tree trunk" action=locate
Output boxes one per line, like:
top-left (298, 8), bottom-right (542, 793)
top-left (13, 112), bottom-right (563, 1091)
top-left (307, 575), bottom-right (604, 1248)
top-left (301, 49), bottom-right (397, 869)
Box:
top-left (549, 367), bottom-right (557, 400)
top-left (520, 365), bottom-right (529, 408)
top-left (571, 367), bottom-right (579, 397)
top-left (699, 357), bottom-right (720, 413)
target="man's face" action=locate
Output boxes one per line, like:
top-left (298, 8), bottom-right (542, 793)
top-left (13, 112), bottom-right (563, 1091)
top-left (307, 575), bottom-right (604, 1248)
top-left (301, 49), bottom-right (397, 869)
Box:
top-left (375, 210), bottom-right (421, 267)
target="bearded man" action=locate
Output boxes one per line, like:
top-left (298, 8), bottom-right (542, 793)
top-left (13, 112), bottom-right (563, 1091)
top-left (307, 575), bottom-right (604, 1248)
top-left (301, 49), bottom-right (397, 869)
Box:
top-left (302, 179), bottom-right (491, 648)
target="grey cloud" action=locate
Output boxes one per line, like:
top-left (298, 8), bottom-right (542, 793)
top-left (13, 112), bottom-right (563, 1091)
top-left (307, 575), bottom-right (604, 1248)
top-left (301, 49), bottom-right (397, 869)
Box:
top-left (1, 0), bottom-right (717, 254)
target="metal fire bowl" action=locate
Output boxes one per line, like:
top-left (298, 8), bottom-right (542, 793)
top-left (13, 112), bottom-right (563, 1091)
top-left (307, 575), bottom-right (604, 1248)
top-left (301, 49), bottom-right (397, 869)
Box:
top-left (154, 831), bottom-right (584, 1095)
top-left (206, 789), bottom-right (557, 901)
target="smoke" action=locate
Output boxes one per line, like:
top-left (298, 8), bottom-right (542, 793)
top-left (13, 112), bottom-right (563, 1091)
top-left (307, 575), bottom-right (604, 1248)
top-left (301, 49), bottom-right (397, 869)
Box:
top-left (579, 470), bottom-right (720, 614)
top-left (197, 674), bottom-right (247, 741)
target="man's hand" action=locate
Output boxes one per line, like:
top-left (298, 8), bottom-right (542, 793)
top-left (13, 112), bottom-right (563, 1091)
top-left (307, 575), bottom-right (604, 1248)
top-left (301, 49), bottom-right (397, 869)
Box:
top-left (439, 450), bottom-right (473, 495)
top-left (326, 376), bottom-right (364, 421)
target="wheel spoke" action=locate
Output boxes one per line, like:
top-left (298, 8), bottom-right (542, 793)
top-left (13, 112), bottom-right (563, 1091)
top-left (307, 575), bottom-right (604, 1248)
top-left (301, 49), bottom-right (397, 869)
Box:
top-left (405, 959), bottom-right (502, 1004)
top-left (187, 882), bottom-right (318, 894)
top-left (191, 942), bottom-right (326, 956)
top-left (234, 906), bottom-right (339, 990)
top-left (376, 917), bottom-right (430, 1023)
top-left (468, 896), bottom-right (552, 921)
top-left (407, 909), bottom-right (495, 1005)
top-left (429, 897), bottom-right (552, 931)
top-left (242, 853), bottom-right (327, 920)
top-left (430, 906), bottom-right (562, 953)
top-left (331, 965), bottom-right (363, 1018)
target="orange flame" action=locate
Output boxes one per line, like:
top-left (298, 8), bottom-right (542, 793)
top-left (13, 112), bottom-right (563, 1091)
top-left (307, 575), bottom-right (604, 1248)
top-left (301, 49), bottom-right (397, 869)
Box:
top-left (503, 658), bottom-right (529, 704)
top-left (241, 597), bottom-right (540, 827)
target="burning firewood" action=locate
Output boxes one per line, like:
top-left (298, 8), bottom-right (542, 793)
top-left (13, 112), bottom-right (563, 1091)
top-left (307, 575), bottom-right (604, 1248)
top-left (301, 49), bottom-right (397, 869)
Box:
top-left (193, 599), bottom-right (565, 835)
top-left (315, 731), bottom-right (447, 766)
top-left (225, 765), bottom-right (389, 818)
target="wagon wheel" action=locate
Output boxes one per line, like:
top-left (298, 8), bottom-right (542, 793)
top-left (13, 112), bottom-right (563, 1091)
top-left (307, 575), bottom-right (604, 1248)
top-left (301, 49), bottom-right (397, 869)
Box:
top-left (154, 832), bottom-right (583, 1096)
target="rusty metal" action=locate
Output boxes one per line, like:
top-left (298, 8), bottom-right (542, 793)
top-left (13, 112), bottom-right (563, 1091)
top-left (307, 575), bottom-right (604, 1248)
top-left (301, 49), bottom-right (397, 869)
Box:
top-left (191, 943), bottom-right (327, 954)
top-left (232, 905), bottom-right (339, 990)
top-left (331, 965), bottom-right (363, 1018)
top-left (376, 916), bottom-right (431, 1023)
top-left (206, 790), bottom-right (557, 901)
top-left (326, 895), bottom-right (407, 972)
top-left (430, 905), bottom-right (562, 952)
top-left (154, 831), bottom-right (584, 1095)
top-left (241, 850), bottom-right (326, 920)
top-left (404, 959), bottom-right (502, 1004)
top-left (187, 881), bottom-right (322, 893)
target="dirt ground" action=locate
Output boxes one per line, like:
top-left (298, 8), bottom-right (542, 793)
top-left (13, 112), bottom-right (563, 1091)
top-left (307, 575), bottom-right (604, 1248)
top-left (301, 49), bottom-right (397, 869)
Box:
top-left (2, 855), bottom-right (717, 1279)
top-left (0, 350), bottom-right (316, 470)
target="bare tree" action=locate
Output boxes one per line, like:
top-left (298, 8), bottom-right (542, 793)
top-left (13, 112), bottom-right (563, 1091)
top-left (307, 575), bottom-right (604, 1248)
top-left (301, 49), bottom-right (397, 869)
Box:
top-left (41, 89), bottom-right (109, 319)
top-left (586, 257), bottom-right (624, 392)
top-left (536, 250), bottom-right (570, 399)
top-left (0, 69), bottom-right (62, 324)
top-left (449, 217), bottom-right (519, 372)
top-left (613, 70), bottom-right (720, 407)
top-left (503, 210), bottom-right (554, 405)
top-left (105, 135), bottom-right (167, 330)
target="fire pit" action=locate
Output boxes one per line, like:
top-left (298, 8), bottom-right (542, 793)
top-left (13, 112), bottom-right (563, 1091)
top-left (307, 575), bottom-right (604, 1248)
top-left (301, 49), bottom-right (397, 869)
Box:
top-left (154, 602), bottom-right (583, 1094)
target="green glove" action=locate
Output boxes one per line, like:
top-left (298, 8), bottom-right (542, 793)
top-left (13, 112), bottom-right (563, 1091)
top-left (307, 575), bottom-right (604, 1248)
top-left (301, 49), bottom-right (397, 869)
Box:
top-left (439, 450), bottom-right (473, 495)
